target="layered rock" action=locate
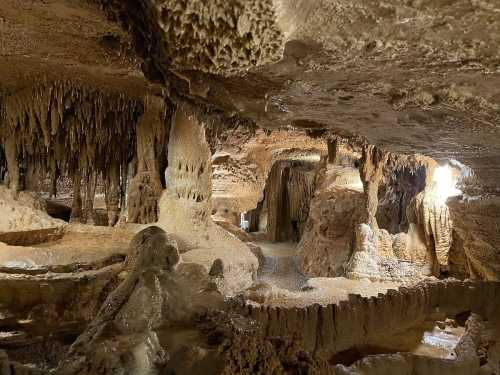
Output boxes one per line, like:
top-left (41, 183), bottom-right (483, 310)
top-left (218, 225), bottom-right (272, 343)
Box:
top-left (0, 185), bottom-right (65, 238)
top-left (56, 226), bottom-right (224, 375)
top-left (231, 279), bottom-right (500, 360)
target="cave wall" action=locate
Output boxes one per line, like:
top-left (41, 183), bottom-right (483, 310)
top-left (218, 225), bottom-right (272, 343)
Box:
top-left (298, 142), bottom-right (459, 281)
top-left (448, 196), bottom-right (500, 281)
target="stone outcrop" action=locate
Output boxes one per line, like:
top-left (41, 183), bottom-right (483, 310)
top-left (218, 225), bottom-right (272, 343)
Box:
top-left (342, 147), bottom-right (456, 282)
top-left (127, 95), bottom-right (168, 224)
top-left (298, 164), bottom-right (365, 277)
top-left (0, 185), bottom-right (66, 236)
top-left (56, 226), bottom-right (224, 375)
top-left (0, 262), bottom-right (121, 351)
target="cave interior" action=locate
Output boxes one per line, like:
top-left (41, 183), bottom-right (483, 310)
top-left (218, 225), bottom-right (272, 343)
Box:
top-left (0, 1), bottom-right (499, 374)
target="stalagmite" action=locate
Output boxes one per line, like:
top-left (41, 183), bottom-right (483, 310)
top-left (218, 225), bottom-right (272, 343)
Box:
top-left (156, 103), bottom-right (258, 294)
top-left (0, 2), bottom-right (499, 373)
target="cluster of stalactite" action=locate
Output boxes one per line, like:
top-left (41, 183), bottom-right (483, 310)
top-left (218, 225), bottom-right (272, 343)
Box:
top-left (0, 80), bottom-right (168, 225)
top-left (265, 160), bottom-right (317, 242)
top-left (376, 163), bottom-right (427, 234)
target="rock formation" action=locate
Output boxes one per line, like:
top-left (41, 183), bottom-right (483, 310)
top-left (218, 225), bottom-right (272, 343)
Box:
top-left (156, 104), bottom-right (258, 295)
top-left (0, 1), bottom-right (499, 373)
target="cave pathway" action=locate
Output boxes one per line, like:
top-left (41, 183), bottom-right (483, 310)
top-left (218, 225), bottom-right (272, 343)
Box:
top-left (256, 241), bottom-right (307, 291)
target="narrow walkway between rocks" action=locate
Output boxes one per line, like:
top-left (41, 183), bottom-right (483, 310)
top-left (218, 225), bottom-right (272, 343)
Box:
top-left (253, 240), bottom-right (401, 308)
top-left (256, 241), bottom-right (307, 291)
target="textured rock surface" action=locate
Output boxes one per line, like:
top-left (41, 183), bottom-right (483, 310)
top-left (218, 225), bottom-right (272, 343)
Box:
top-left (298, 164), bottom-right (365, 277)
top-left (56, 226), bottom-right (224, 374)
top-left (127, 96), bottom-right (168, 224)
top-left (212, 128), bottom-right (326, 216)
top-left (0, 185), bottom-right (66, 234)
top-left (98, 0), bottom-right (500, 193)
top-left (448, 196), bottom-right (500, 281)
top-left (157, 105), bottom-right (258, 295)
top-left (231, 279), bottom-right (500, 359)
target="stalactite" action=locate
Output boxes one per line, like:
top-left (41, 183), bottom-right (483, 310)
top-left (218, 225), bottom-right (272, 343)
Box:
top-left (266, 160), bottom-right (317, 242)
top-left (287, 165), bottom-right (316, 238)
top-left (84, 169), bottom-right (97, 225)
top-left (327, 138), bottom-right (339, 165)
top-left (3, 135), bottom-right (19, 194)
top-left (0, 144), bottom-right (6, 183)
top-left (0, 80), bottom-right (144, 204)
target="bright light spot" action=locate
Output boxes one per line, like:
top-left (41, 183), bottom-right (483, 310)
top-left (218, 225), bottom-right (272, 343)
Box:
top-left (433, 165), bottom-right (461, 204)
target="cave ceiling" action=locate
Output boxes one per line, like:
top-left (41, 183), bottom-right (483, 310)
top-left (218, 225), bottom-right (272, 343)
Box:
top-left (1, 0), bottom-right (499, 190)
top-left (0, 0), bottom-right (162, 97)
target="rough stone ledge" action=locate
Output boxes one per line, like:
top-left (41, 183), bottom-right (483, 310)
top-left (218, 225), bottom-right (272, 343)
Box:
top-left (230, 279), bottom-right (500, 358)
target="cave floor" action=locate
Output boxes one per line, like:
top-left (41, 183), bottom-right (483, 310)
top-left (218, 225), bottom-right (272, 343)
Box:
top-left (254, 240), bottom-right (401, 308)
top-left (256, 241), bottom-right (307, 291)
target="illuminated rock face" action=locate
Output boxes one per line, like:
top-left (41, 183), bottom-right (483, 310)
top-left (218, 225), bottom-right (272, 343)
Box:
top-left (157, 106), bottom-right (214, 248)
top-left (298, 143), bottom-right (460, 282)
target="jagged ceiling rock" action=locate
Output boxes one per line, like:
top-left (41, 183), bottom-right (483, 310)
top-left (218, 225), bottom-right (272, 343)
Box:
top-left (95, 0), bottom-right (500, 191)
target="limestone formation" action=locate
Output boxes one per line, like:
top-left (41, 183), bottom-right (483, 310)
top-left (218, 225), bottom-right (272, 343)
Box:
top-left (127, 96), bottom-right (168, 224)
top-left (298, 163), bottom-right (365, 277)
top-left (156, 105), bottom-right (258, 295)
top-left (0, 1), bottom-right (499, 374)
